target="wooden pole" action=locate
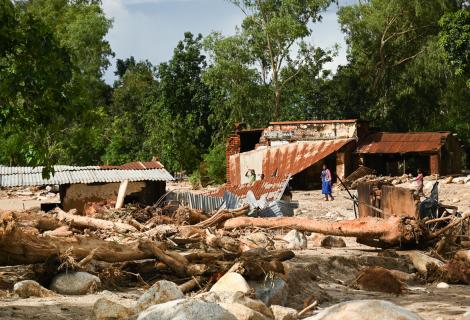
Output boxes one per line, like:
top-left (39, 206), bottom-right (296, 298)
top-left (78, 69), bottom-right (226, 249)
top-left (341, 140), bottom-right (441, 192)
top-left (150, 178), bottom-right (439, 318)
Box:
top-left (115, 180), bottom-right (129, 209)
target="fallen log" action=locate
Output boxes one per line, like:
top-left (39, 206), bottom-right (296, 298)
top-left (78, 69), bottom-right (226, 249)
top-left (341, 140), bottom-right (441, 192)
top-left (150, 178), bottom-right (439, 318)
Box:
top-left (223, 216), bottom-right (421, 246)
top-left (55, 208), bottom-right (137, 233)
top-left (195, 205), bottom-right (250, 228)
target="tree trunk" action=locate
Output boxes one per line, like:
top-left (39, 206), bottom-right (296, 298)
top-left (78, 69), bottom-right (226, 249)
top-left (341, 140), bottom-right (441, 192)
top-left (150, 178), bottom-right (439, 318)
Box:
top-left (223, 216), bottom-right (421, 246)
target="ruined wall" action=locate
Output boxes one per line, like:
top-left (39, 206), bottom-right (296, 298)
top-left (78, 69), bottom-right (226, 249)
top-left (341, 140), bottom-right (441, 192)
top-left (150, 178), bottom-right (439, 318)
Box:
top-left (61, 181), bottom-right (165, 213)
top-left (260, 121), bottom-right (362, 145)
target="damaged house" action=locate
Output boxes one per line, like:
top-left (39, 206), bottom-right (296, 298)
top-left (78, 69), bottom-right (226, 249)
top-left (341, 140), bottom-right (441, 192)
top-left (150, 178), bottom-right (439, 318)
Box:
top-left (224, 120), bottom-right (463, 192)
top-left (0, 161), bottom-right (174, 213)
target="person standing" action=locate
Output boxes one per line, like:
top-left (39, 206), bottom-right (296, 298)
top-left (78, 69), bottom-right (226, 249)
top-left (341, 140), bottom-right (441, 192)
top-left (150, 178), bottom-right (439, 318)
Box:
top-left (321, 164), bottom-right (334, 201)
top-left (413, 168), bottom-right (424, 196)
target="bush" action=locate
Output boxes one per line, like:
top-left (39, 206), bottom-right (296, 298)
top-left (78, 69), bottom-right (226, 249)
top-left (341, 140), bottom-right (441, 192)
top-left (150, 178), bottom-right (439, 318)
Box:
top-left (202, 143), bottom-right (226, 185)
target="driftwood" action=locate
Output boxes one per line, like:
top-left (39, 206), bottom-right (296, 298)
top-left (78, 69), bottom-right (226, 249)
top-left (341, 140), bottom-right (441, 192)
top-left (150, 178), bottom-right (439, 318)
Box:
top-left (55, 208), bottom-right (137, 233)
top-left (195, 205), bottom-right (250, 228)
top-left (224, 216), bottom-right (420, 245)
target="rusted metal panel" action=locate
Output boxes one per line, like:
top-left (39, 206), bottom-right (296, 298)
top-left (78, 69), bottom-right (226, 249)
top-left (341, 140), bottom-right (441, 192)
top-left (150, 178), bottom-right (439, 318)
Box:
top-left (208, 176), bottom-right (289, 202)
top-left (357, 183), bottom-right (419, 219)
top-left (430, 154), bottom-right (440, 175)
top-left (99, 161), bottom-right (163, 170)
top-left (357, 132), bottom-right (450, 154)
top-left (381, 185), bottom-right (419, 219)
top-left (262, 139), bottom-right (355, 178)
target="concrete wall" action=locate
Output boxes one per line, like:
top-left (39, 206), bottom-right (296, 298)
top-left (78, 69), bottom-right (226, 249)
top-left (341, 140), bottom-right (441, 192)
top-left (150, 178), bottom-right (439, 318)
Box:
top-left (61, 181), bottom-right (165, 213)
top-left (261, 121), bottom-right (360, 144)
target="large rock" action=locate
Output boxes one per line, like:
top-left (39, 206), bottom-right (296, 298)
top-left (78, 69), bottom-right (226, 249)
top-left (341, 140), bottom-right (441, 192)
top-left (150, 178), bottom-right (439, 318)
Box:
top-left (271, 305), bottom-right (298, 320)
top-left (135, 280), bottom-right (184, 312)
top-left (198, 291), bottom-right (273, 318)
top-left (13, 280), bottom-right (55, 298)
top-left (240, 232), bottom-right (274, 251)
top-left (320, 236), bottom-right (346, 248)
top-left (137, 298), bottom-right (237, 320)
top-left (250, 278), bottom-right (288, 306)
top-left (400, 251), bottom-right (444, 274)
top-left (93, 296), bottom-right (135, 320)
top-left (219, 303), bottom-right (269, 320)
top-left (49, 271), bottom-right (100, 295)
top-left (304, 300), bottom-right (423, 320)
top-left (210, 272), bottom-right (251, 294)
top-left (283, 230), bottom-right (307, 250)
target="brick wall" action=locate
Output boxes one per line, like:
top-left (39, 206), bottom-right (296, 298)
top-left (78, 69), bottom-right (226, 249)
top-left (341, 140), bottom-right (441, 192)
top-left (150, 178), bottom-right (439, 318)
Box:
top-left (226, 134), bottom-right (241, 184)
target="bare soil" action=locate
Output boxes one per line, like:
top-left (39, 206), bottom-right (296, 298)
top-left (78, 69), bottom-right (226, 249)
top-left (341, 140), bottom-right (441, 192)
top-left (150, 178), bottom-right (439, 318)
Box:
top-left (0, 179), bottom-right (469, 319)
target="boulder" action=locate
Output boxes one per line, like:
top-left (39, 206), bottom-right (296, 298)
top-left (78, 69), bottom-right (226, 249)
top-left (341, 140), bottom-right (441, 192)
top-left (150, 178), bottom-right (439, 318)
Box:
top-left (283, 230), bottom-right (307, 250)
top-left (93, 296), bottom-right (135, 320)
top-left (135, 280), bottom-right (184, 312)
top-left (240, 232), bottom-right (275, 251)
top-left (198, 291), bottom-right (273, 318)
top-left (13, 280), bottom-right (55, 298)
top-left (400, 251), bottom-right (444, 274)
top-left (137, 298), bottom-right (237, 320)
top-left (354, 267), bottom-right (405, 294)
top-left (250, 278), bottom-right (288, 306)
top-left (210, 272), bottom-right (251, 294)
top-left (320, 236), bottom-right (346, 248)
top-left (49, 271), bottom-right (100, 295)
top-left (436, 282), bottom-right (449, 289)
top-left (219, 302), bottom-right (269, 320)
top-left (270, 305), bottom-right (298, 320)
top-left (304, 300), bottom-right (423, 320)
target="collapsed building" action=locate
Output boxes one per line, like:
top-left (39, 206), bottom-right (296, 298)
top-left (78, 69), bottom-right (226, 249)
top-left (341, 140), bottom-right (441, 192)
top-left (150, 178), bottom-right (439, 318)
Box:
top-left (225, 120), bottom-right (463, 191)
top-left (0, 161), bottom-right (174, 213)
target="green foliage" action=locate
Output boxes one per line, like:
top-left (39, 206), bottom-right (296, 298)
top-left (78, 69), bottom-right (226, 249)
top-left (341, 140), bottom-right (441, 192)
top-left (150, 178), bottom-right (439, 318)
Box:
top-left (202, 143), bottom-right (227, 185)
top-left (439, 8), bottom-right (470, 87)
top-left (229, 0), bottom-right (334, 119)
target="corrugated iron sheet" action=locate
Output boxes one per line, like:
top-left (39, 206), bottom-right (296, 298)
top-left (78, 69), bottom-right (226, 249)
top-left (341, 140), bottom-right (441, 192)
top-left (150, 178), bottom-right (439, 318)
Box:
top-left (208, 175), bottom-right (290, 202)
top-left (0, 163), bottom-right (174, 187)
top-left (256, 200), bottom-right (299, 217)
top-left (165, 191), bottom-right (226, 213)
top-left (229, 139), bottom-right (354, 185)
top-left (357, 132), bottom-right (450, 154)
top-left (99, 161), bottom-right (163, 170)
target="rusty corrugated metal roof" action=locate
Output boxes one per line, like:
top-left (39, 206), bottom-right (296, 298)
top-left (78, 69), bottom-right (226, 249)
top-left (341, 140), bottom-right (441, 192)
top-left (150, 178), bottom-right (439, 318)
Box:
top-left (269, 119), bottom-right (359, 125)
top-left (208, 176), bottom-right (289, 202)
top-left (262, 139), bottom-right (355, 178)
top-left (356, 132), bottom-right (450, 154)
top-left (99, 161), bottom-right (164, 170)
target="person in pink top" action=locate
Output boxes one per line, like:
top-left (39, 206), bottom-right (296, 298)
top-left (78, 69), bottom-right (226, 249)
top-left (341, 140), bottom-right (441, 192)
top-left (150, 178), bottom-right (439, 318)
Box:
top-left (413, 168), bottom-right (424, 196)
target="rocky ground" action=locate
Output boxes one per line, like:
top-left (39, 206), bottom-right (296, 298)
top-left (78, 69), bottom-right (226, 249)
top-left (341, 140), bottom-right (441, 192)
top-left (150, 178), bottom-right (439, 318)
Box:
top-left (0, 177), bottom-right (469, 319)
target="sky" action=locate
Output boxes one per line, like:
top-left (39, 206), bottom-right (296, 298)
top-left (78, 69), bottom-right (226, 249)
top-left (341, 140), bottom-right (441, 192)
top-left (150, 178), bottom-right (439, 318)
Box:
top-left (101, 0), bottom-right (357, 84)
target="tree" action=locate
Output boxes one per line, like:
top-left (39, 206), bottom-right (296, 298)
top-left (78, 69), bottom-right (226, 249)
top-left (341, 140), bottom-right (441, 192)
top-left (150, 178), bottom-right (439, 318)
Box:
top-left (146, 32), bottom-right (212, 173)
top-left (103, 60), bottom-right (158, 164)
top-left (230, 0), bottom-right (334, 120)
top-left (338, 0), bottom-right (464, 129)
top-left (0, 0), bottom-right (73, 170)
top-left (439, 8), bottom-right (470, 87)
top-left (203, 32), bottom-right (271, 138)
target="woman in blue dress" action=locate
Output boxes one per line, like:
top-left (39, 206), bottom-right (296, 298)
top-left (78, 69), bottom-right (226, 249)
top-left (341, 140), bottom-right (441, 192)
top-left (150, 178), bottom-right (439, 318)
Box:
top-left (321, 164), bottom-right (334, 201)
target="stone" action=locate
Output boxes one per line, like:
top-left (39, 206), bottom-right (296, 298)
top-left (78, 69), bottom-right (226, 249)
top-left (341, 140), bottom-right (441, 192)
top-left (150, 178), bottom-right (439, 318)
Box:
top-left (270, 305), bottom-right (298, 320)
top-left (240, 232), bottom-right (275, 251)
top-left (436, 282), bottom-right (449, 289)
top-left (293, 209), bottom-right (303, 216)
top-left (309, 233), bottom-right (325, 247)
top-left (462, 311), bottom-right (470, 319)
top-left (283, 230), bottom-right (307, 250)
top-left (135, 280), bottom-right (184, 312)
top-left (13, 280), bottom-right (55, 298)
top-left (137, 298), bottom-right (237, 320)
top-left (400, 250), bottom-right (444, 274)
top-left (250, 278), bottom-right (288, 306)
top-left (197, 291), bottom-right (273, 318)
top-left (210, 272), bottom-right (251, 294)
top-left (93, 296), bottom-right (135, 320)
top-left (445, 176), bottom-right (454, 184)
top-left (455, 250), bottom-right (470, 264)
top-left (219, 303), bottom-right (269, 320)
top-left (304, 300), bottom-right (423, 320)
top-left (49, 271), bottom-right (100, 295)
top-left (320, 236), bottom-right (346, 248)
